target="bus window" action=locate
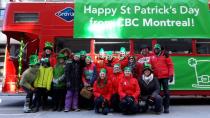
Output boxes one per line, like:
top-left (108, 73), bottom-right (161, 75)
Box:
top-left (55, 38), bottom-right (90, 53)
top-left (94, 39), bottom-right (130, 54)
top-left (134, 39), bottom-right (152, 54)
top-left (157, 39), bottom-right (192, 54)
top-left (196, 39), bottom-right (210, 54)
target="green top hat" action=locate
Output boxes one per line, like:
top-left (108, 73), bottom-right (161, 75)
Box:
top-left (57, 53), bottom-right (65, 59)
top-left (100, 68), bottom-right (107, 74)
top-left (99, 48), bottom-right (105, 54)
top-left (120, 47), bottom-right (126, 53)
top-left (114, 63), bottom-right (121, 68)
top-left (124, 66), bottom-right (131, 72)
top-left (106, 51), bottom-right (113, 56)
top-left (80, 50), bottom-right (87, 56)
top-left (44, 42), bottom-right (53, 50)
top-left (85, 56), bottom-right (92, 61)
top-left (154, 44), bottom-right (161, 50)
top-left (143, 63), bottom-right (153, 72)
top-left (74, 52), bottom-right (80, 58)
top-left (29, 55), bottom-right (39, 66)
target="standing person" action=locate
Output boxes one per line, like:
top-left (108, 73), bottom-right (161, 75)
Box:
top-left (52, 53), bottom-right (66, 111)
top-left (64, 53), bottom-right (82, 112)
top-left (59, 48), bottom-right (72, 62)
top-left (152, 44), bottom-right (174, 113)
top-left (80, 50), bottom-right (87, 69)
top-left (118, 47), bottom-right (128, 70)
top-left (105, 51), bottom-right (118, 77)
top-left (93, 68), bottom-right (112, 115)
top-left (95, 48), bottom-right (106, 73)
top-left (19, 55), bottom-right (40, 113)
top-left (136, 45), bottom-right (154, 79)
top-left (40, 42), bottom-right (56, 67)
top-left (81, 56), bottom-right (97, 109)
top-left (33, 58), bottom-right (53, 112)
top-left (118, 67), bottom-right (140, 114)
top-left (138, 63), bottom-right (162, 114)
top-left (110, 64), bottom-right (123, 112)
top-left (128, 56), bottom-right (137, 78)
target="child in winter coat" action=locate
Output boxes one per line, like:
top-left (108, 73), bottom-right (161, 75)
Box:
top-left (33, 58), bottom-right (53, 112)
top-left (19, 55), bottom-right (40, 113)
top-left (52, 53), bottom-right (66, 111)
top-left (93, 68), bottom-right (112, 115)
top-left (64, 53), bottom-right (82, 112)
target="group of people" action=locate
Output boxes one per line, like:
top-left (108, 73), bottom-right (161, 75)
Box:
top-left (19, 41), bottom-right (174, 115)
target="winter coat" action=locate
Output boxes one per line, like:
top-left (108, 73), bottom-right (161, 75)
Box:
top-left (110, 72), bottom-right (124, 94)
top-left (82, 63), bottom-right (97, 86)
top-left (95, 57), bottom-right (106, 73)
top-left (19, 67), bottom-right (39, 90)
top-left (136, 53), bottom-right (155, 78)
top-left (65, 60), bottom-right (82, 91)
top-left (53, 64), bottom-right (65, 89)
top-left (118, 76), bottom-right (140, 102)
top-left (138, 76), bottom-right (160, 98)
top-left (105, 57), bottom-right (119, 77)
top-left (118, 56), bottom-right (128, 70)
top-left (93, 79), bottom-right (113, 101)
top-left (34, 66), bottom-right (53, 91)
top-left (152, 51), bottom-right (174, 79)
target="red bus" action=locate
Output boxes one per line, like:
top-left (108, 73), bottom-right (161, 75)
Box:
top-left (1, 1), bottom-right (210, 96)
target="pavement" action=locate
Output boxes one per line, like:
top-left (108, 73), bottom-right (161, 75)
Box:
top-left (0, 96), bottom-right (210, 118)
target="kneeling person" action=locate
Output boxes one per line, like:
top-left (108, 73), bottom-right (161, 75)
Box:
top-left (138, 63), bottom-right (162, 114)
top-left (93, 68), bottom-right (112, 115)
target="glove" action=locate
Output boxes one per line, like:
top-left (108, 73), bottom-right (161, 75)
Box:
top-left (168, 76), bottom-right (173, 83)
top-left (147, 96), bottom-right (155, 105)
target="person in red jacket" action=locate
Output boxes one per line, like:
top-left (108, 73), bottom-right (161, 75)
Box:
top-left (110, 64), bottom-right (123, 112)
top-left (40, 42), bottom-right (56, 67)
top-left (152, 44), bottom-right (174, 113)
top-left (118, 67), bottom-right (140, 114)
top-left (136, 45), bottom-right (154, 79)
top-left (93, 68), bottom-right (112, 115)
top-left (105, 51), bottom-right (119, 77)
top-left (118, 47), bottom-right (128, 70)
top-left (95, 48), bottom-right (106, 74)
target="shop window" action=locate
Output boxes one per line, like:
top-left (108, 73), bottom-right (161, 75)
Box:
top-left (133, 39), bottom-right (152, 54)
top-left (95, 39), bottom-right (129, 54)
top-left (196, 39), bottom-right (210, 54)
top-left (14, 13), bottom-right (39, 23)
top-left (55, 38), bottom-right (90, 53)
top-left (157, 39), bottom-right (192, 54)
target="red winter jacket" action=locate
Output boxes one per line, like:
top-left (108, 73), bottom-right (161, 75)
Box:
top-left (136, 53), bottom-right (155, 78)
top-left (105, 57), bottom-right (119, 78)
top-left (94, 57), bottom-right (106, 73)
top-left (118, 76), bottom-right (140, 103)
top-left (152, 52), bottom-right (174, 79)
top-left (118, 56), bottom-right (128, 70)
top-left (110, 72), bottom-right (124, 94)
top-left (93, 79), bottom-right (113, 101)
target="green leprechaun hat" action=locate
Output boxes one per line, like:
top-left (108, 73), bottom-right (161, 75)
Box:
top-left (44, 42), bottom-right (53, 50)
top-left (99, 48), bottom-right (105, 54)
top-left (57, 53), bottom-right (65, 59)
top-left (74, 52), bottom-right (80, 58)
top-left (106, 51), bottom-right (113, 56)
top-left (29, 55), bottom-right (39, 66)
top-left (120, 47), bottom-right (126, 53)
top-left (100, 68), bottom-right (107, 74)
top-left (85, 56), bottom-right (92, 61)
top-left (143, 63), bottom-right (153, 72)
top-left (114, 63), bottom-right (121, 68)
top-left (154, 44), bottom-right (161, 50)
top-left (124, 66), bottom-right (131, 72)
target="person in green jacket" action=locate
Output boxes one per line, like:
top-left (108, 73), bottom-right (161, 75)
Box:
top-left (19, 55), bottom-right (40, 113)
top-left (33, 58), bottom-right (53, 112)
top-left (52, 53), bottom-right (66, 111)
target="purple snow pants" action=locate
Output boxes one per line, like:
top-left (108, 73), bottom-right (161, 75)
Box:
top-left (65, 90), bottom-right (79, 110)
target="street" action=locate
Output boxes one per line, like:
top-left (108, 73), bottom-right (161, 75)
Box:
top-left (0, 96), bottom-right (210, 118)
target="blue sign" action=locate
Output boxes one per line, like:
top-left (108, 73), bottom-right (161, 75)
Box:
top-left (55, 7), bottom-right (74, 22)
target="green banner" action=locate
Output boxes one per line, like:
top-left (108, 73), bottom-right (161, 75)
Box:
top-left (74, 0), bottom-right (210, 39)
top-left (170, 56), bottom-right (210, 90)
